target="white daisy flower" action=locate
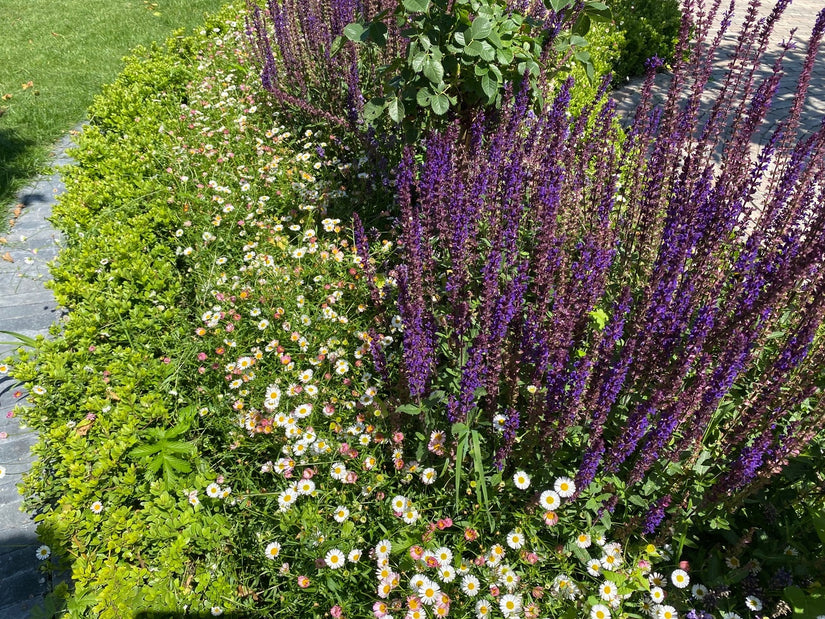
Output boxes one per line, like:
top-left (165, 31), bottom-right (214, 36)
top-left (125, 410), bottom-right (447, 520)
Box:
top-left (512, 470), bottom-right (531, 490)
top-left (650, 586), bottom-right (665, 604)
top-left (461, 574), bottom-right (481, 596)
top-left (744, 596), bottom-right (762, 611)
top-left (506, 530), bottom-right (525, 550)
top-left (90, 500), bottom-right (104, 514)
top-left (35, 545), bottom-right (51, 560)
top-left (599, 581), bottom-right (617, 601)
top-left (264, 542), bottom-right (281, 559)
top-left (586, 558), bottom-right (602, 576)
top-left (691, 584), bottom-right (708, 599)
top-left (391, 495), bottom-right (408, 512)
top-left (439, 565), bottom-right (456, 583)
top-left (277, 487), bottom-right (298, 511)
top-left (375, 539), bottom-right (392, 558)
top-left (435, 547), bottom-right (453, 565)
top-left (206, 483), bottom-right (221, 498)
top-left (540, 490), bottom-right (561, 510)
top-left (421, 468), bottom-right (437, 485)
top-left (575, 532), bottom-right (592, 548)
top-left (554, 476), bottom-right (576, 497)
top-left (590, 604), bottom-right (611, 619)
top-left (348, 548), bottom-right (362, 563)
top-left (475, 599), bottom-right (492, 618)
top-left (418, 579), bottom-right (441, 605)
top-left (670, 569), bottom-right (689, 588)
top-left (656, 605), bottom-right (677, 619)
top-left (333, 506), bottom-right (350, 523)
top-left (325, 548), bottom-right (346, 569)
top-left (499, 593), bottom-right (522, 617)
top-left (330, 462), bottom-right (348, 481)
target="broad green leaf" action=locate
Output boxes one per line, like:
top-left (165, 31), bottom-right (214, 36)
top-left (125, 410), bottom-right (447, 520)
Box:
top-left (163, 454), bottom-right (191, 473)
top-left (589, 307), bottom-right (610, 330)
top-left (464, 40), bottom-right (484, 57)
top-left (585, 2), bottom-right (612, 22)
top-left (130, 443), bottom-right (163, 458)
top-left (367, 21), bottom-right (389, 45)
top-left (402, 0), bottom-right (430, 11)
top-left (548, 0), bottom-right (574, 12)
top-left (479, 41), bottom-right (496, 62)
top-left (471, 16), bottom-right (492, 40)
top-left (164, 440), bottom-right (196, 454)
top-left (481, 73), bottom-right (498, 98)
top-left (363, 98), bottom-right (386, 122)
top-left (570, 35), bottom-right (589, 48)
top-left (572, 14), bottom-right (591, 36)
top-left (423, 58), bottom-right (444, 84)
top-left (811, 507), bottom-right (825, 546)
top-left (486, 29), bottom-right (502, 48)
top-left (454, 30), bottom-right (466, 46)
top-left (496, 47), bottom-right (514, 64)
top-left (396, 403), bottom-right (421, 415)
top-left (343, 23), bottom-right (367, 42)
top-left (411, 52), bottom-right (427, 72)
top-left (147, 457), bottom-right (163, 475)
top-left (416, 88), bottom-right (432, 106)
top-left (431, 94), bottom-right (450, 115)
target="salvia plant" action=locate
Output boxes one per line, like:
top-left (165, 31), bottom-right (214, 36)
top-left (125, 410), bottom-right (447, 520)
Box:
top-left (354, 0), bottom-right (825, 533)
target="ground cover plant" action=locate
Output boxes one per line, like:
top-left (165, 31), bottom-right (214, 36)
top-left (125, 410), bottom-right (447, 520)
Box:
top-left (0, 0), bottom-right (226, 219)
top-left (2, 0), bottom-right (825, 618)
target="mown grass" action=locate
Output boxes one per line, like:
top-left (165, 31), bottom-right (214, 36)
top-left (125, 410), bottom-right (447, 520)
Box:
top-left (0, 0), bottom-right (227, 225)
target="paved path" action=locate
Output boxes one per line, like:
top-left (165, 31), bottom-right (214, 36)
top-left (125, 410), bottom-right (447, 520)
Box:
top-left (610, 0), bottom-right (825, 143)
top-left (0, 2), bottom-right (822, 617)
top-left (0, 130), bottom-right (72, 618)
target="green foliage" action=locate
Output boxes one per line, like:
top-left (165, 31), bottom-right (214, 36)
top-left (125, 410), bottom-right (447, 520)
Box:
top-left (610, 0), bottom-right (682, 83)
top-left (341, 0), bottom-right (612, 137)
top-left (0, 0), bottom-right (226, 221)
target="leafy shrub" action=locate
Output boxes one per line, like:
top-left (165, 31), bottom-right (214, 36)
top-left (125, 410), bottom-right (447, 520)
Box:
top-left (610, 0), bottom-right (682, 84)
top-left (246, 0), bottom-right (615, 139)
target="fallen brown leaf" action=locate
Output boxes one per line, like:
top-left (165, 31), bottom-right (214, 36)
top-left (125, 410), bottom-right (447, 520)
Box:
top-left (12, 205), bottom-right (22, 217)
top-left (76, 420), bottom-right (94, 436)
top-left (1, 252), bottom-right (13, 263)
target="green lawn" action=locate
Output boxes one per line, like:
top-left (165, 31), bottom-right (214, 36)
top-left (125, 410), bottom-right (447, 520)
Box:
top-left (0, 0), bottom-right (227, 222)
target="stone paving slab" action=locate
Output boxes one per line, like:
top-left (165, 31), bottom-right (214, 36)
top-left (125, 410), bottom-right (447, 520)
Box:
top-left (0, 129), bottom-right (75, 618)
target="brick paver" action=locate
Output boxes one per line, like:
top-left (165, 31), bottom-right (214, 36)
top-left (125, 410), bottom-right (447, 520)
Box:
top-left (0, 131), bottom-right (72, 618)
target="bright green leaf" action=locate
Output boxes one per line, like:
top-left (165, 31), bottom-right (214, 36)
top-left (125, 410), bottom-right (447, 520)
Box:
top-left (423, 58), bottom-right (444, 84)
top-left (431, 94), bottom-right (450, 115)
top-left (343, 23), bottom-right (367, 42)
top-left (402, 0), bottom-right (430, 11)
top-left (471, 16), bottom-right (492, 40)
